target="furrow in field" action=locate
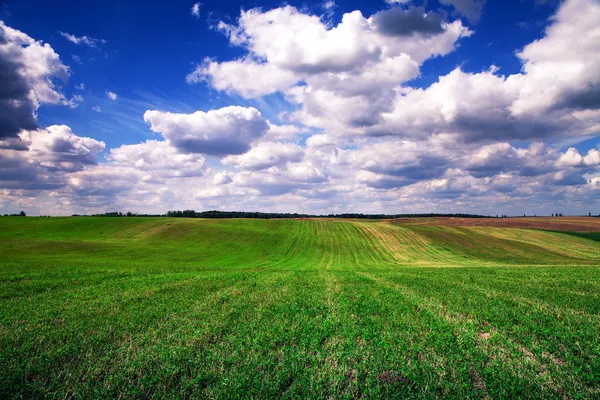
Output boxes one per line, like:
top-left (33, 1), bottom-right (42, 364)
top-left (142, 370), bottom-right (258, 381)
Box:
top-left (354, 271), bottom-right (588, 397)
top-left (475, 227), bottom-right (600, 260)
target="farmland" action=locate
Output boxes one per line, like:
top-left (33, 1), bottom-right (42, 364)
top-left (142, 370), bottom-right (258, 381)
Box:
top-left (0, 217), bottom-right (599, 399)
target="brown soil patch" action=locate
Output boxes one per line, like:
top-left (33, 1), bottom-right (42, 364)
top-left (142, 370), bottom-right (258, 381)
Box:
top-left (469, 366), bottom-right (489, 399)
top-left (391, 217), bottom-right (600, 232)
top-left (478, 332), bottom-right (491, 341)
top-left (521, 347), bottom-right (537, 363)
top-left (377, 371), bottom-right (409, 384)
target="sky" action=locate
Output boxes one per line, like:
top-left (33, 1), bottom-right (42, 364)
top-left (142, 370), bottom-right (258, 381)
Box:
top-left (0, 0), bottom-right (599, 216)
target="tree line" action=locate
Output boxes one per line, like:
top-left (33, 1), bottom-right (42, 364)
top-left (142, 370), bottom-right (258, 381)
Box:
top-left (84, 210), bottom-right (491, 219)
top-left (1, 211), bottom-right (26, 217)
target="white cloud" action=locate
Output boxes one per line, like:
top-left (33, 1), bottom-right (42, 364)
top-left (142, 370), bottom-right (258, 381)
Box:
top-left (306, 134), bottom-right (334, 148)
top-left (191, 5), bottom-right (470, 98)
top-left (67, 94), bottom-right (84, 108)
top-left (222, 141), bottom-right (304, 170)
top-left (0, 21), bottom-right (70, 138)
top-left (263, 123), bottom-right (303, 141)
top-left (68, 165), bottom-right (140, 197)
top-left (0, 125), bottom-right (105, 190)
top-left (375, 0), bottom-right (600, 144)
top-left (59, 31), bottom-right (106, 50)
top-left (108, 140), bottom-right (206, 180)
top-left (213, 171), bottom-right (233, 185)
top-left (192, 4), bottom-right (471, 141)
top-left (2, 0), bottom-right (600, 216)
top-left (92, 106), bottom-right (102, 113)
top-left (143, 106), bottom-right (269, 156)
top-left (190, 58), bottom-right (298, 98)
top-left (510, 0), bottom-right (600, 116)
top-left (557, 148), bottom-right (600, 168)
top-left (191, 2), bottom-right (202, 18)
top-left (106, 90), bottom-right (118, 101)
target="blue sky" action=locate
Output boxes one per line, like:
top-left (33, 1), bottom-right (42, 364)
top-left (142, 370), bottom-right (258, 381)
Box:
top-left (3, 0), bottom-right (560, 150)
top-left (0, 0), bottom-right (599, 215)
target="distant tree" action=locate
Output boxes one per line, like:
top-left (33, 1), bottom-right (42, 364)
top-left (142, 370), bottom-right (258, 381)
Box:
top-left (19, 211), bottom-right (26, 217)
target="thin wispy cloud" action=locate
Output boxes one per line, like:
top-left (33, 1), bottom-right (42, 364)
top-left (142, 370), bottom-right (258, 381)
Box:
top-left (59, 31), bottom-right (106, 50)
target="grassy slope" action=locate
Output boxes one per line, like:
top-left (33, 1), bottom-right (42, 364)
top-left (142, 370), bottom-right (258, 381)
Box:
top-left (0, 217), bottom-right (599, 399)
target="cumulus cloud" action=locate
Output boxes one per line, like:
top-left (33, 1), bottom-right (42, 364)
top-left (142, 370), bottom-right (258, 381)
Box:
top-left (379, 0), bottom-right (600, 144)
top-left (440, 0), bottom-right (487, 24)
top-left (143, 106), bottom-right (269, 156)
top-left (2, 0), bottom-right (600, 216)
top-left (190, 58), bottom-right (298, 98)
top-left (263, 123), bottom-right (303, 141)
top-left (108, 140), bottom-right (206, 179)
top-left (511, 0), bottom-right (600, 115)
top-left (371, 7), bottom-right (445, 37)
top-left (68, 165), bottom-right (139, 197)
top-left (222, 141), bottom-right (304, 170)
top-left (0, 21), bottom-right (69, 138)
top-left (0, 125), bottom-right (105, 190)
top-left (556, 148), bottom-right (600, 168)
top-left (190, 5), bottom-right (470, 99)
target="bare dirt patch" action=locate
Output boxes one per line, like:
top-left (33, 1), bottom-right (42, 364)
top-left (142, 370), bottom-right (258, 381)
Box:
top-left (469, 366), bottom-right (490, 399)
top-left (391, 217), bottom-right (600, 232)
top-left (377, 371), bottom-right (409, 384)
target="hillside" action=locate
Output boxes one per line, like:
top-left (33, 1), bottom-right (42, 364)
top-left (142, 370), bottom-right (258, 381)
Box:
top-left (0, 217), bottom-right (599, 398)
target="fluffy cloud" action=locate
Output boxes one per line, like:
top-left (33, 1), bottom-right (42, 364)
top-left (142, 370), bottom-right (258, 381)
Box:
top-left (556, 148), bottom-right (600, 168)
top-left (222, 141), bottom-right (304, 170)
top-left (191, 2), bottom-right (202, 18)
top-left (263, 123), bottom-right (303, 141)
top-left (143, 106), bottom-right (269, 156)
top-left (190, 4), bottom-right (471, 143)
top-left (0, 22), bottom-right (69, 138)
top-left (439, 0), bottom-right (487, 24)
top-left (379, 0), bottom-right (600, 143)
top-left (68, 165), bottom-right (140, 197)
top-left (190, 5), bottom-right (470, 99)
top-left (371, 7), bottom-right (445, 37)
top-left (511, 0), bottom-right (600, 115)
top-left (106, 90), bottom-right (118, 101)
top-left (1, 0), bottom-right (600, 216)
top-left (0, 125), bottom-right (105, 190)
top-left (108, 140), bottom-right (206, 179)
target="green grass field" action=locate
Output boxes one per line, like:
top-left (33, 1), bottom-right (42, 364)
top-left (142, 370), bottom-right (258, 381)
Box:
top-left (1, 217), bottom-right (599, 399)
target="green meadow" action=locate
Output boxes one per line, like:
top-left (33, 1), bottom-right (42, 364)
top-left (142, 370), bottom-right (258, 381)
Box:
top-left (0, 217), bottom-right (599, 399)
